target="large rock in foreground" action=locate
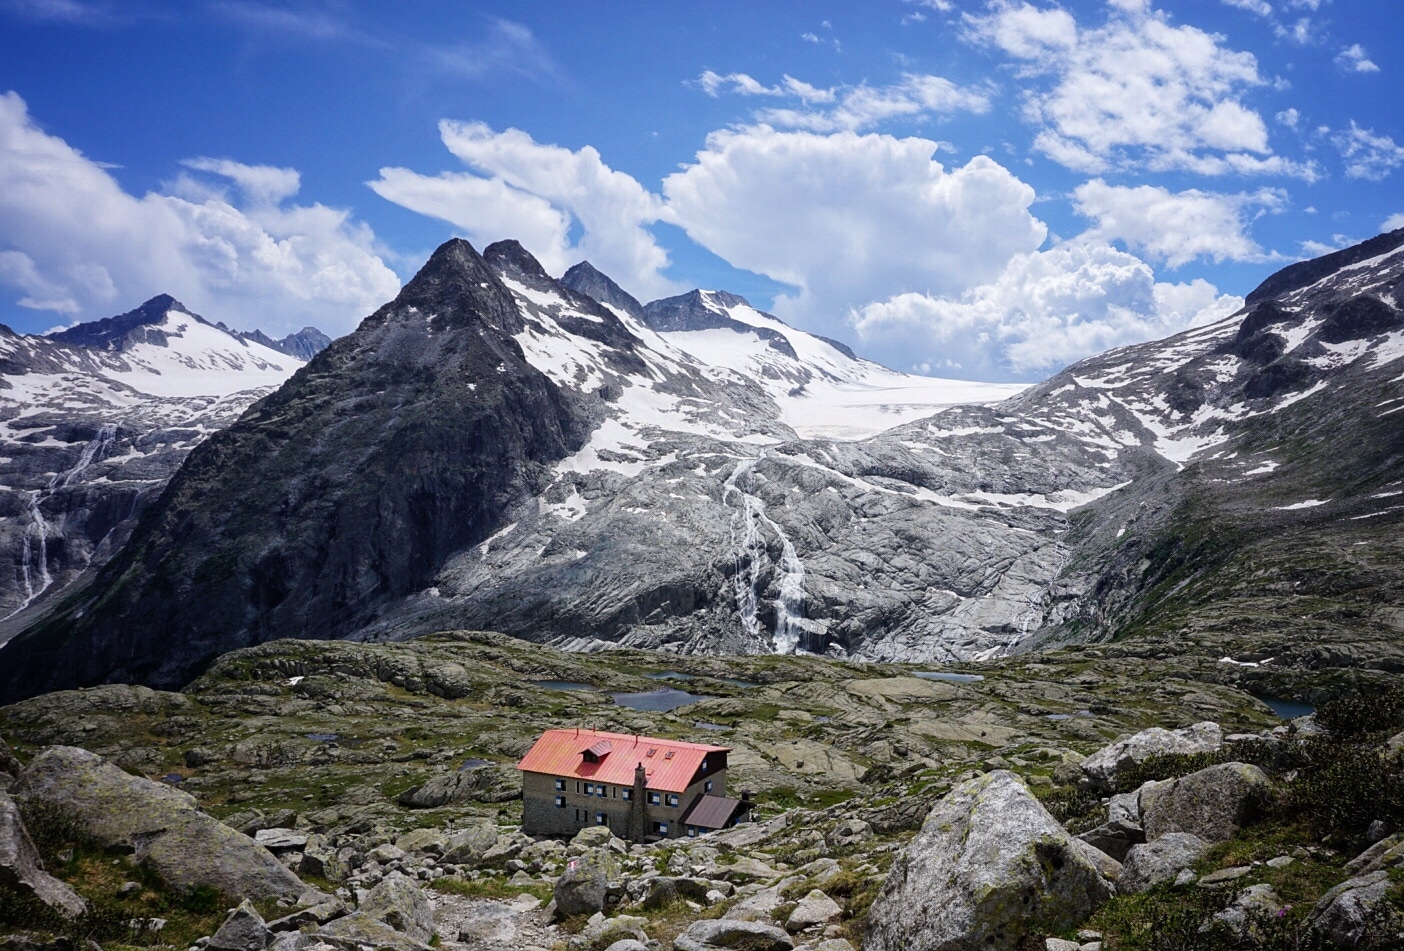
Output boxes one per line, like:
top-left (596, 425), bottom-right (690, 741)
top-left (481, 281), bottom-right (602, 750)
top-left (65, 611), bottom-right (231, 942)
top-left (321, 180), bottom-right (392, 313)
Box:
top-left (864, 770), bottom-right (1112, 951)
top-left (0, 790), bottom-right (87, 918)
top-left (1080, 723), bottom-right (1222, 792)
top-left (1140, 762), bottom-right (1273, 843)
top-left (12, 746), bottom-right (308, 901)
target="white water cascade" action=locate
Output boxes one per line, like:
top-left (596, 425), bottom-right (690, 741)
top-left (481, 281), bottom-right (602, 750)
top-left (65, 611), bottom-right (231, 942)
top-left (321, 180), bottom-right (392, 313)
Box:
top-left (722, 455), bottom-right (807, 654)
top-left (6, 423), bottom-right (118, 619)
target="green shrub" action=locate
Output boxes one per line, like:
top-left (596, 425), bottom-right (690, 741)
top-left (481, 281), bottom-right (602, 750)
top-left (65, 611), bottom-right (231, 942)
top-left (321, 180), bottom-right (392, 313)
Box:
top-left (1287, 739), bottom-right (1404, 844)
top-left (1314, 688), bottom-right (1404, 740)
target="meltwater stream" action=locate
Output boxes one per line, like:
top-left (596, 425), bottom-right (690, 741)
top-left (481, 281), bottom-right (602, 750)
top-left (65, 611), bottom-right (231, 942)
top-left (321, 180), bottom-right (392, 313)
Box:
top-left (7, 423), bottom-right (119, 619)
top-left (723, 455), bottom-right (806, 654)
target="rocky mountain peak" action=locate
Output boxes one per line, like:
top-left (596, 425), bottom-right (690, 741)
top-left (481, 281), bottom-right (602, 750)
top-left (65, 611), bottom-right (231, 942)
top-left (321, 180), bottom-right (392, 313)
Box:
top-left (560, 261), bottom-right (645, 321)
top-left (47, 294), bottom-right (202, 351)
top-left (483, 239), bottom-right (553, 284)
top-left (1245, 226), bottom-right (1404, 307)
top-left (387, 237), bottom-right (523, 334)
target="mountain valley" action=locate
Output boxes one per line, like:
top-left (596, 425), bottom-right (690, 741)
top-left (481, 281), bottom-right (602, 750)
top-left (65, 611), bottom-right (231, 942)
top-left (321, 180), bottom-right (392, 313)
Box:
top-left (1, 231), bottom-right (1402, 702)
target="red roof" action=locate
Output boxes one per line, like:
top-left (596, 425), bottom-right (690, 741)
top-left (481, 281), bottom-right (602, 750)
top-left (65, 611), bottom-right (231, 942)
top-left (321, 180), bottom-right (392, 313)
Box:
top-left (516, 729), bottom-right (728, 793)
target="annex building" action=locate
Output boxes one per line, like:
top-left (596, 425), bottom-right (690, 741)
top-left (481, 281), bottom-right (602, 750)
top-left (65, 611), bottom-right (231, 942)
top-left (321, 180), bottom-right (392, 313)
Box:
top-left (516, 728), bottom-right (750, 841)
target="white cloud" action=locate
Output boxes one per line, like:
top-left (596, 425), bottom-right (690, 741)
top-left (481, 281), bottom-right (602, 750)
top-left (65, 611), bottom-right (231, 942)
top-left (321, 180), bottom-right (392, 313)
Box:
top-left (179, 157), bottom-right (301, 206)
top-left (1335, 44), bottom-right (1380, 74)
top-left (1332, 122), bottom-right (1404, 181)
top-left (1382, 214), bottom-right (1404, 232)
top-left (967, 1), bottom-right (1312, 177)
top-left (1274, 16), bottom-right (1316, 44)
top-left (1275, 108), bottom-right (1300, 129)
top-left (369, 121), bottom-right (678, 301)
top-left (1221, 0), bottom-right (1273, 15)
top-left (0, 91), bottom-right (399, 334)
top-left (850, 241), bottom-right (1241, 379)
top-left (661, 126), bottom-right (1047, 341)
top-left (1073, 180), bottom-right (1284, 267)
top-left (696, 71), bottom-right (989, 132)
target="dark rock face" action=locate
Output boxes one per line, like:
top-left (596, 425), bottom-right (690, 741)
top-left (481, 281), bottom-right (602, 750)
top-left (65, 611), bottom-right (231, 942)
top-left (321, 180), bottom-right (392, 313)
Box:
top-left (560, 261), bottom-right (646, 321)
top-left (0, 239), bottom-right (586, 701)
top-left (48, 294), bottom-right (193, 351)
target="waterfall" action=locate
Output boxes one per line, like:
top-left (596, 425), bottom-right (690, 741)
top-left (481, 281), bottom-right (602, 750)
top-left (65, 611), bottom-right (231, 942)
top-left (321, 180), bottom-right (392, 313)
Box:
top-left (6, 423), bottom-right (118, 619)
top-left (722, 455), bottom-right (807, 654)
top-left (54, 423), bottom-right (117, 488)
top-left (14, 491), bottom-right (52, 614)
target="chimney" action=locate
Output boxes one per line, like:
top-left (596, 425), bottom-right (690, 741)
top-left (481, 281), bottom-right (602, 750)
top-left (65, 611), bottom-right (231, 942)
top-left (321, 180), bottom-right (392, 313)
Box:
top-left (741, 789), bottom-right (751, 803)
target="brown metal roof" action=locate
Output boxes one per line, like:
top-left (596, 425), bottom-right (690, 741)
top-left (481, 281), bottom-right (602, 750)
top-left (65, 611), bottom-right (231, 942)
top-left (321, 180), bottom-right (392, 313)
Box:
top-left (681, 794), bottom-right (745, 830)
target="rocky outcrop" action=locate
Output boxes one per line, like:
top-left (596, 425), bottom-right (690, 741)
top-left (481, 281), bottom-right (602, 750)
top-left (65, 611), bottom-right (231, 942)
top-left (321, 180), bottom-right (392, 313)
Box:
top-left (865, 770), bottom-right (1112, 951)
top-left (1309, 871), bottom-right (1397, 948)
top-left (208, 899), bottom-right (273, 951)
top-left (1119, 833), bottom-right (1210, 893)
top-left (397, 765), bottom-right (521, 808)
top-left (1140, 762), bottom-right (1273, 843)
top-left (553, 849), bottom-right (619, 918)
top-left (673, 919), bottom-right (794, 951)
top-left (11, 746), bottom-right (309, 901)
top-left (1079, 723), bottom-right (1223, 792)
top-left (357, 872), bottom-right (434, 943)
top-left (0, 790), bottom-right (87, 918)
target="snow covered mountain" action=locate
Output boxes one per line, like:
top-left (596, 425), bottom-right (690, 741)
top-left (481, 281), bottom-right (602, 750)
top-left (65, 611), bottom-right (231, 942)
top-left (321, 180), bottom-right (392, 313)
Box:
top-left (2, 231), bottom-right (1401, 702)
top-left (0, 296), bottom-right (324, 635)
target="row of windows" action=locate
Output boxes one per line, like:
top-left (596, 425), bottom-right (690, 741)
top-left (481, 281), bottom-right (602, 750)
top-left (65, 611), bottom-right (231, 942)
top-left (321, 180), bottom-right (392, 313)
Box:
top-left (557, 778), bottom-right (635, 800)
top-left (553, 778), bottom-right (708, 807)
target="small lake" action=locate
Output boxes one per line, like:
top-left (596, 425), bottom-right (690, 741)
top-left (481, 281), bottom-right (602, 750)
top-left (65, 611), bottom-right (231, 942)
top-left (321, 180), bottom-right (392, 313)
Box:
top-left (916, 672), bottom-right (985, 683)
top-left (611, 687), bottom-right (713, 712)
top-left (1260, 696), bottom-right (1315, 719)
top-left (459, 758), bottom-right (491, 770)
top-left (529, 680), bottom-right (598, 692)
top-left (161, 773), bottom-right (184, 785)
top-left (305, 733), bottom-right (340, 743)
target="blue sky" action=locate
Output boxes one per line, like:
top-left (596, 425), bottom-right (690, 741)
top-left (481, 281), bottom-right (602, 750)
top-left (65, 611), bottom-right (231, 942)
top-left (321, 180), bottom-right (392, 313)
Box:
top-left (0, 0), bottom-right (1400, 381)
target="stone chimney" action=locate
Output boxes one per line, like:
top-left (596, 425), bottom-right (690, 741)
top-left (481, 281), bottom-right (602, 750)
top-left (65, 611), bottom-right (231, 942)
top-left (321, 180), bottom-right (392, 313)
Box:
top-left (626, 761), bottom-right (648, 842)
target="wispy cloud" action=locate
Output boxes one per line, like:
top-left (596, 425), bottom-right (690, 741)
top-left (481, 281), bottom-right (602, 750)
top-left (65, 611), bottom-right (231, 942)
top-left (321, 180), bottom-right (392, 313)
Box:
top-left (210, 3), bottom-right (556, 83)
top-left (0, 0), bottom-right (118, 26)
top-left (694, 71), bottom-right (989, 132)
top-left (208, 0), bottom-right (386, 46)
top-left (426, 18), bottom-right (557, 83)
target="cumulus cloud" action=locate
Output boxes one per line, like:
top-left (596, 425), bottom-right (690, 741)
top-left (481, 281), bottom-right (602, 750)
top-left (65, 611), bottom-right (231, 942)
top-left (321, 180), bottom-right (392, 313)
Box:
top-left (369, 121), bottom-right (677, 301)
top-left (1332, 122), bottom-right (1404, 180)
top-left (1335, 44), bottom-right (1380, 74)
top-left (661, 126), bottom-right (1047, 339)
top-left (850, 241), bottom-right (1242, 379)
top-left (695, 71), bottom-right (990, 132)
top-left (1383, 214), bottom-right (1404, 233)
top-left (1073, 180), bottom-right (1284, 267)
top-left (0, 92), bottom-right (399, 334)
top-left (966, 0), bottom-right (1315, 178)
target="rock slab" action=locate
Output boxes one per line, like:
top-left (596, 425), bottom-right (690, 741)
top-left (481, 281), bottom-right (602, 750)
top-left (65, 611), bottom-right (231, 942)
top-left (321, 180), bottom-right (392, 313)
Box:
top-left (12, 747), bottom-right (308, 902)
top-left (0, 790), bottom-right (87, 917)
top-left (864, 770), bottom-right (1113, 951)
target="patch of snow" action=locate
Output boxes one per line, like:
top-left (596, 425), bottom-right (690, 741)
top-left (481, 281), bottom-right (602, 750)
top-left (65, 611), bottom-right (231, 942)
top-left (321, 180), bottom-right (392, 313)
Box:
top-left (1276, 499), bottom-right (1330, 510)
